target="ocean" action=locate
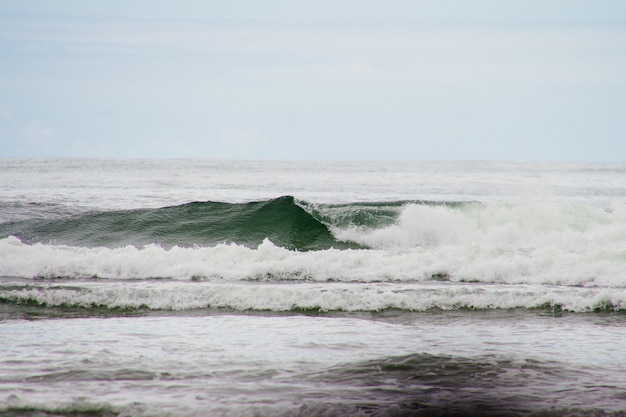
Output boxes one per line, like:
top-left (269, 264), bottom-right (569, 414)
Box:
top-left (1, 158), bottom-right (625, 417)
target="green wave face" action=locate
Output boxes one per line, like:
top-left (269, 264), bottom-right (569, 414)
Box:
top-left (0, 196), bottom-right (366, 251)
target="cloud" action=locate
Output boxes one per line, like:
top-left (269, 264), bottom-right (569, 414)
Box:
top-left (422, 122), bottom-right (463, 138)
top-left (22, 119), bottom-right (56, 154)
top-left (0, 105), bottom-right (13, 122)
top-left (4, 13), bottom-right (624, 86)
top-left (217, 128), bottom-right (270, 158)
top-left (2, 9), bottom-right (624, 161)
top-left (215, 128), bottom-right (298, 159)
top-left (238, 61), bottom-right (375, 82)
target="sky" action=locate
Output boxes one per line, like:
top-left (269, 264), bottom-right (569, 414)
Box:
top-left (0, 0), bottom-right (625, 161)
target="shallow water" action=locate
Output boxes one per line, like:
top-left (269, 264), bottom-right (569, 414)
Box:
top-left (2, 309), bottom-right (626, 416)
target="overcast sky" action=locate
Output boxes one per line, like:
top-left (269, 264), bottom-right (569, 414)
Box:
top-left (1, 0), bottom-right (625, 161)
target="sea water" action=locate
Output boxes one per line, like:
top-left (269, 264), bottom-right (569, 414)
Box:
top-left (1, 159), bottom-right (626, 416)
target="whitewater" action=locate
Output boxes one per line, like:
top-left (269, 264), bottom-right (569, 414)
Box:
top-left (1, 159), bottom-right (626, 416)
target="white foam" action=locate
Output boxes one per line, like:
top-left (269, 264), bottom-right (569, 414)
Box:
top-left (1, 280), bottom-right (625, 312)
top-left (1, 219), bottom-right (625, 289)
top-left (334, 200), bottom-right (626, 250)
top-left (1, 199), bottom-right (625, 289)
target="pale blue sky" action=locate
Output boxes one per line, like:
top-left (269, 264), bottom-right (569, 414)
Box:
top-left (1, 0), bottom-right (625, 160)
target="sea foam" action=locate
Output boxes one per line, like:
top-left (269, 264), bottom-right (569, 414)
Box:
top-left (1, 200), bottom-right (625, 288)
top-left (2, 280), bottom-right (625, 312)
top-left (1, 232), bottom-right (625, 288)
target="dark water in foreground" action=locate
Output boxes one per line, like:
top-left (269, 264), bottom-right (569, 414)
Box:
top-left (2, 305), bottom-right (626, 416)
